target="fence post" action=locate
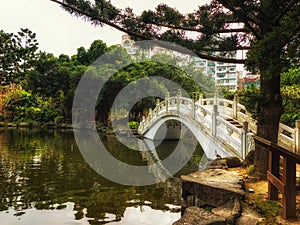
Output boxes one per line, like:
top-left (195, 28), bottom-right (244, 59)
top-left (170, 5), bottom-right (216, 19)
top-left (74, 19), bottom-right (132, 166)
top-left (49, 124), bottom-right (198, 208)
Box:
top-left (241, 121), bottom-right (248, 159)
top-left (295, 120), bottom-right (300, 155)
top-left (211, 105), bottom-right (218, 137)
top-left (165, 91), bottom-right (170, 114)
top-left (233, 94), bottom-right (238, 120)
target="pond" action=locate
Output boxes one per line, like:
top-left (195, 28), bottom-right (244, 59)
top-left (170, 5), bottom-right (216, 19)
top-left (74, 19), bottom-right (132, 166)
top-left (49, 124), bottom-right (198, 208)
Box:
top-left (0, 128), bottom-right (203, 225)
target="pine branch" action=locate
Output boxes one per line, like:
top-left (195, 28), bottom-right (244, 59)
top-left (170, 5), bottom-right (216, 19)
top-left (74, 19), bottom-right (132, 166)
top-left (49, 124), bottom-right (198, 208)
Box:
top-left (50, 0), bottom-right (150, 40)
top-left (273, 0), bottom-right (299, 25)
top-left (287, 23), bottom-right (300, 43)
top-left (149, 21), bottom-right (247, 34)
top-left (217, 0), bottom-right (261, 39)
top-left (50, 0), bottom-right (246, 64)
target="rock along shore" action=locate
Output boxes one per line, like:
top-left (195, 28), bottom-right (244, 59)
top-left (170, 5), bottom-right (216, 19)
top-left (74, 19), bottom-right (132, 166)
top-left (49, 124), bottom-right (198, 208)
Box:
top-left (173, 157), bottom-right (263, 225)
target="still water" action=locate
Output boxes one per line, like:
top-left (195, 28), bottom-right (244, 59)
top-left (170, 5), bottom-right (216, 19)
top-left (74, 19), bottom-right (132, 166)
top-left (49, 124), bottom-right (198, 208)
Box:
top-left (0, 128), bottom-right (202, 225)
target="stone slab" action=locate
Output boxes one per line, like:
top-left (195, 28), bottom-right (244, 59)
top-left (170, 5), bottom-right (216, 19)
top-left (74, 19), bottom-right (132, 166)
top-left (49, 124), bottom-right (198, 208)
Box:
top-left (173, 206), bottom-right (226, 225)
top-left (182, 169), bottom-right (245, 207)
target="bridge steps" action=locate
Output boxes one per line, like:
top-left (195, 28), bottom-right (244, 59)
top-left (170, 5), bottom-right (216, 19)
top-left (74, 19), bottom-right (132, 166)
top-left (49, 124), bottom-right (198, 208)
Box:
top-left (226, 118), bottom-right (243, 129)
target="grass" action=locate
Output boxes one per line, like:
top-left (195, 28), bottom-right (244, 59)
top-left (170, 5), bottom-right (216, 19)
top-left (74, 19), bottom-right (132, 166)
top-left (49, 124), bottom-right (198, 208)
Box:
top-left (252, 194), bottom-right (282, 224)
top-left (247, 164), bottom-right (255, 175)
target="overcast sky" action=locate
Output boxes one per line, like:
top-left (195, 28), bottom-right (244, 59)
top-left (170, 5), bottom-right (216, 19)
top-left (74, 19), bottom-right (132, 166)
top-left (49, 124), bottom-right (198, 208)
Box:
top-left (0, 0), bottom-right (210, 56)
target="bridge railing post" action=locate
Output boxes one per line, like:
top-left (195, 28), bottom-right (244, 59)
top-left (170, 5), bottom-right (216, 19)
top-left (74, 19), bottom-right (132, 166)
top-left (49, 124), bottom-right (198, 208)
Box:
top-left (177, 89), bottom-right (181, 114)
top-left (193, 92), bottom-right (197, 119)
top-left (211, 105), bottom-right (218, 137)
top-left (241, 121), bottom-right (248, 159)
top-left (214, 89), bottom-right (218, 105)
top-left (199, 93), bottom-right (204, 105)
top-left (146, 116), bottom-right (150, 128)
top-left (165, 91), bottom-right (170, 115)
top-left (233, 94), bottom-right (238, 120)
top-left (149, 108), bottom-right (152, 120)
top-left (295, 120), bottom-right (300, 155)
top-left (156, 98), bottom-right (160, 117)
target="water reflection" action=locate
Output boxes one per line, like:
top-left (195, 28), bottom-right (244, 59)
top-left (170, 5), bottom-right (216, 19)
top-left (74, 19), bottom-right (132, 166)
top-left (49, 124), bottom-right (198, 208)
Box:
top-left (0, 128), bottom-right (203, 225)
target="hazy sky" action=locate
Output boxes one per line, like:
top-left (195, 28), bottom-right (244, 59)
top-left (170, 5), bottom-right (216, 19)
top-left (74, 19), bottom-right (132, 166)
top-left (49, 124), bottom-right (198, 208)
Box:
top-left (0, 0), bottom-right (209, 56)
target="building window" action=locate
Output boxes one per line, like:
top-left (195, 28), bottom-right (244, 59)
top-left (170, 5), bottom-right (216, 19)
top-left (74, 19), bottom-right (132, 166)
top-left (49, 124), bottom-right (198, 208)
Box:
top-left (228, 73), bottom-right (236, 78)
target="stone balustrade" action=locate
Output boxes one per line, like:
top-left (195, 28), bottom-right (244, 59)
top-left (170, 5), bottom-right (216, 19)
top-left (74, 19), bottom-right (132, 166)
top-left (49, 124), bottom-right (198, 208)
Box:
top-left (138, 90), bottom-right (299, 158)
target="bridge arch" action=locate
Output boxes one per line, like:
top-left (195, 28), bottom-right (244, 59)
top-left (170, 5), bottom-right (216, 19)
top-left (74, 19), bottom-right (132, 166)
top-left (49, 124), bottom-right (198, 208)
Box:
top-left (143, 115), bottom-right (236, 159)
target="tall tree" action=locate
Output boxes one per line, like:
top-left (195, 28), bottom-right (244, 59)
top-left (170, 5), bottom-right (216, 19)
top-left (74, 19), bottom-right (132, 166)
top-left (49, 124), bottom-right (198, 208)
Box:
top-left (51, 0), bottom-right (300, 178)
top-left (0, 28), bottom-right (38, 85)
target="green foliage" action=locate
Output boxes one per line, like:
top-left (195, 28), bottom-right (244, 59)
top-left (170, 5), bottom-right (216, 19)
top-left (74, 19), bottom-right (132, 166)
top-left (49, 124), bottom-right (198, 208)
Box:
top-left (280, 67), bottom-right (300, 127)
top-left (128, 121), bottom-right (139, 129)
top-left (96, 57), bottom-right (203, 123)
top-left (202, 205), bottom-right (214, 212)
top-left (222, 66), bottom-right (300, 127)
top-left (252, 194), bottom-right (282, 224)
top-left (222, 88), bottom-right (235, 100)
top-left (281, 67), bottom-right (300, 86)
top-left (27, 52), bottom-right (70, 98)
top-left (0, 28), bottom-right (38, 85)
top-left (224, 85), bottom-right (261, 119)
top-left (247, 164), bottom-right (255, 175)
top-left (238, 85), bottom-right (261, 119)
top-left (0, 29), bottom-right (204, 125)
top-left (1, 84), bottom-right (62, 123)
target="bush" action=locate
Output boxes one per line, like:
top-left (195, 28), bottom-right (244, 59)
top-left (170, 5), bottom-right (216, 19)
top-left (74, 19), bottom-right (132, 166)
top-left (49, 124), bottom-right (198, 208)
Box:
top-left (247, 164), bottom-right (255, 175)
top-left (128, 121), bottom-right (139, 129)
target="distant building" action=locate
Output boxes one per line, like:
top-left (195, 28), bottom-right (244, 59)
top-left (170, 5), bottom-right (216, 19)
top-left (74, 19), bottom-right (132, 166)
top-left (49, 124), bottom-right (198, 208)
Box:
top-left (238, 72), bottom-right (260, 90)
top-left (121, 34), bottom-right (242, 91)
top-left (121, 34), bottom-right (138, 55)
top-left (215, 64), bottom-right (238, 91)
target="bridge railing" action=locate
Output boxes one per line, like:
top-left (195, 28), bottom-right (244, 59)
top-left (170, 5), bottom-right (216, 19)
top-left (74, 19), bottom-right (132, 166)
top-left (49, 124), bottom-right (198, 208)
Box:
top-left (199, 94), bottom-right (300, 155)
top-left (138, 92), bottom-right (251, 158)
top-left (215, 115), bottom-right (246, 158)
top-left (278, 121), bottom-right (300, 155)
top-left (138, 91), bottom-right (300, 157)
top-left (198, 94), bottom-right (258, 133)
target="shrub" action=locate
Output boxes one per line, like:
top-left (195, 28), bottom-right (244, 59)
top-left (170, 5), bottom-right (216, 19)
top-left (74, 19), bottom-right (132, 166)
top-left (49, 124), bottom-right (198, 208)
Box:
top-left (128, 121), bottom-right (139, 129)
top-left (247, 164), bottom-right (255, 175)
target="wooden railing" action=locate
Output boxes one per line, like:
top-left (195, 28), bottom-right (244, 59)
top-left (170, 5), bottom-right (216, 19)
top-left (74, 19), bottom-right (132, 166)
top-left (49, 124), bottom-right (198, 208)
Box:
top-left (254, 135), bottom-right (300, 219)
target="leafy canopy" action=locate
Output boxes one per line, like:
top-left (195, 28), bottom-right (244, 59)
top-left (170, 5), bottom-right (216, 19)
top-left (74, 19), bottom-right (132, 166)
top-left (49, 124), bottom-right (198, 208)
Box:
top-left (51, 0), bottom-right (299, 70)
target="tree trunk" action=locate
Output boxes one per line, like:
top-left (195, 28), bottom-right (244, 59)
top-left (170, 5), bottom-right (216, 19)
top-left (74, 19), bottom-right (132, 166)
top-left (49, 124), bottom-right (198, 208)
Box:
top-left (254, 69), bottom-right (283, 179)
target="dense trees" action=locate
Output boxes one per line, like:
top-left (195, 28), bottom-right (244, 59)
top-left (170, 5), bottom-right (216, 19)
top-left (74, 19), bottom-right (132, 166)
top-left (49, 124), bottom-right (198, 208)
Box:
top-left (0, 29), bottom-right (209, 125)
top-left (51, 0), bottom-right (300, 178)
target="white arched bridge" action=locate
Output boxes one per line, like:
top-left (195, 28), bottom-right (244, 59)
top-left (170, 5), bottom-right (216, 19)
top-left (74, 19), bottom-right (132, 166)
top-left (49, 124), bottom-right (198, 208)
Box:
top-left (138, 90), bottom-right (300, 160)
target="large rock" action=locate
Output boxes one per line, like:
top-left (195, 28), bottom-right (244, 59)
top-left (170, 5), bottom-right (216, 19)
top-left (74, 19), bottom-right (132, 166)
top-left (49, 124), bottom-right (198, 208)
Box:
top-left (207, 157), bottom-right (242, 169)
top-left (173, 206), bottom-right (226, 225)
top-left (211, 198), bottom-right (242, 224)
top-left (182, 169), bottom-right (245, 208)
top-left (235, 203), bottom-right (264, 225)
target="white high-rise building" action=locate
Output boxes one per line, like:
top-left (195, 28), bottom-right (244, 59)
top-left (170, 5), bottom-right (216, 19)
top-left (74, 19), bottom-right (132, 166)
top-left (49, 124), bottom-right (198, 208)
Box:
top-left (121, 35), bottom-right (239, 91)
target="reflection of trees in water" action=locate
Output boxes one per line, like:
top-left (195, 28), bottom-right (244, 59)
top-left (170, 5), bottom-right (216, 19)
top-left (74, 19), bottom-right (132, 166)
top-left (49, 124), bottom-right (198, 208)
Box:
top-left (0, 129), bottom-right (181, 223)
